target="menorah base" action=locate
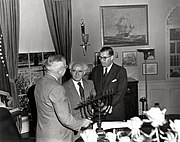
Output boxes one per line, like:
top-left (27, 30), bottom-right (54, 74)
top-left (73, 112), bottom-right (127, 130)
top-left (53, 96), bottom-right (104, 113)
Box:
top-left (96, 127), bottom-right (109, 142)
top-left (96, 128), bottom-right (105, 136)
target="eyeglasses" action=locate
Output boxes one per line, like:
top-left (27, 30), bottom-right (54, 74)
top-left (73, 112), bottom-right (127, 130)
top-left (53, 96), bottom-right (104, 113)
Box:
top-left (99, 55), bottom-right (111, 61)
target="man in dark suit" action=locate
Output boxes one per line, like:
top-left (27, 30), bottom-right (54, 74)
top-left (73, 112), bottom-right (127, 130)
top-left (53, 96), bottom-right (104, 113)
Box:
top-left (27, 84), bottom-right (36, 136)
top-left (34, 55), bottom-right (92, 142)
top-left (90, 46), bottom-right (128, 121)
top-left (63, 62), bottom-right (96, 119)
top-left (0, 106), bottom-right (21, 142)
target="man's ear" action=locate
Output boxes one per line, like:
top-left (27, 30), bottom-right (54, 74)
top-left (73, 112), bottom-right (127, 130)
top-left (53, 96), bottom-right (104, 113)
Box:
top-left (83, 71), bottom-right (86, 75)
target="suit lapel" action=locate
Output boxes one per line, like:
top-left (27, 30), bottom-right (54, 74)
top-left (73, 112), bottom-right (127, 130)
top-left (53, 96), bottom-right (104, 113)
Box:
top-left (83, 79), bottom-right (88, 98)
top-left (103, 64), bottom-right (115, 87)
top-left (99, 66), bottom-right (104, 91)
top-left (68, 79), bottom-right (81, 101)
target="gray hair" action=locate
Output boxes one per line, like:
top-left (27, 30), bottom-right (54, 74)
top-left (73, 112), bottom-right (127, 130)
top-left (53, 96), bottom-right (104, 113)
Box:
top-left (44, 55), bottom-right (65, 72)
top-left (69, 62), bottom-right (88, 72)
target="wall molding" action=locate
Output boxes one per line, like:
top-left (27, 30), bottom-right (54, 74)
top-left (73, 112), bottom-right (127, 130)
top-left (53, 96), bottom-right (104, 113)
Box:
top-left (138, 80), bottom-right (180, 115)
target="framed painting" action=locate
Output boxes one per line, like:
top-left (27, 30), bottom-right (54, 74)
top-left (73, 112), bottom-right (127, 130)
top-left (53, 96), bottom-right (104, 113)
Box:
top-left (100, 5), bottom-right (149, 47)
top-left (142, 62), bottom-right (158, 75)
top-left (122, 51), bottom-right (137, 66)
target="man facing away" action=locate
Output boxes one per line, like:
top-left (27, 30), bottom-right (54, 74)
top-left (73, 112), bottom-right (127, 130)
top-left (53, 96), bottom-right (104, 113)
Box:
top-left (34, 55), bottom-right (92, 142)
top-left (90, 46), bottom-right (128, 121)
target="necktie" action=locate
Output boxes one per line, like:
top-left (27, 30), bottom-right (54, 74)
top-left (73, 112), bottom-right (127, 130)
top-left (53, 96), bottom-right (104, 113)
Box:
top-left (104, 67), bottom-right (108, 77)
top-left (77, 82), bottom-right (85, 101)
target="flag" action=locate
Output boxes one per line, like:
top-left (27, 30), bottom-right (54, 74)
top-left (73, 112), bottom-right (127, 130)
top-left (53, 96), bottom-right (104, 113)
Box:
top-left (0, 26), bottom-right (11, 105)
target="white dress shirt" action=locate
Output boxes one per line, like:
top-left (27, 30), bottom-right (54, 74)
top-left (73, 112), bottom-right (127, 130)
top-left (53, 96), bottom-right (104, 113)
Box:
top-left (104, 63), bottom-right (113, 74)
top-left (72, 79), bottom-right (84, 97)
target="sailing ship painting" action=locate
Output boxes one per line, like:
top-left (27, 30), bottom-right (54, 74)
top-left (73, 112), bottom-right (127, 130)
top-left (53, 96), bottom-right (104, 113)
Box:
top-left (101, 5), bottom-right (148, 47)
top-left (115, 16), bottom-right (134, 38)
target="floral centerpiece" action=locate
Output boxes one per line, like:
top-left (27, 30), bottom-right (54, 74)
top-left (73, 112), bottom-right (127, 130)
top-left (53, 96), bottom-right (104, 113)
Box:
top-left (80, 107), bottom-right (180, 142)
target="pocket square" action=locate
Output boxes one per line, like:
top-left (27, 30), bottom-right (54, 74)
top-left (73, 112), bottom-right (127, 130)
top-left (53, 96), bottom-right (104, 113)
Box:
top-left (112, 79), bottom-right (117, 82)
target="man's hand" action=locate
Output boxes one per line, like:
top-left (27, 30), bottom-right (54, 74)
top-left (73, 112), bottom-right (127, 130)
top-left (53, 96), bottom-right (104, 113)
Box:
top-left (81, 119), bottom-right (93, 130)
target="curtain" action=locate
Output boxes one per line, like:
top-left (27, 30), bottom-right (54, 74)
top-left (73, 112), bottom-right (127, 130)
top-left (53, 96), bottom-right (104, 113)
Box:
top-left (43, 0), bottom-right (72, 65)
top-left (43, 0), bottom-right (72, 83)
top-left (0, 0), bottom-right (20, 108)
top-left (0, 26), bottom-right (11, 105)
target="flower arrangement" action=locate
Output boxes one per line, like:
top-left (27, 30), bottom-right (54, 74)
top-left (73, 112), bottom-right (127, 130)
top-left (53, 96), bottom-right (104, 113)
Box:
top-left (15, 73), bottom-right (30, 116)
top-left (18, 94), bottom-right (30, 116)
top-left (16, 73), bottom-right (29, 95)
top-left (80, 107), bottom-right (180, 142)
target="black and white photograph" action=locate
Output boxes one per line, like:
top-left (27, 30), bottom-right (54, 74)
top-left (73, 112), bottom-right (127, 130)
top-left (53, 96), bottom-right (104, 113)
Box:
top-left (1, 1), bottom-right (180, 142)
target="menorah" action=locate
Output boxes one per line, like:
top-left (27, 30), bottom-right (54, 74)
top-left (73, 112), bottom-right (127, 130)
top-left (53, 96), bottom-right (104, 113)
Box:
top-left (75, 89), bottom-right (117, 136)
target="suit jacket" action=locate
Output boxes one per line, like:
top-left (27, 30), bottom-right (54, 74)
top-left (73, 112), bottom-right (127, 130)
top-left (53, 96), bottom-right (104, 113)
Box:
top-left (90, 63), bottom-right (127, 121)
top-left (0, 107), bottom-right (21, 142)
top-left (63, 78), bottom-right (96, 119)
top-left (34, 74), bottom-right (86, 142)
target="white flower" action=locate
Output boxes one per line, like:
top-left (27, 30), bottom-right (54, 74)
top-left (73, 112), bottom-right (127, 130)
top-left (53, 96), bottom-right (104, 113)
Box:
top-left (106, 132), bottom-right (116, 142)
top-left (170, 119), bottom-right (180, 137)
top-left (126, 117), bottom-right (143, 141)
top-left (143, 107), bottom-right (166, 127)
top-left (80, 129), bottom-right (98, 142)
top-left (127, 117), bottom-right (143, 129)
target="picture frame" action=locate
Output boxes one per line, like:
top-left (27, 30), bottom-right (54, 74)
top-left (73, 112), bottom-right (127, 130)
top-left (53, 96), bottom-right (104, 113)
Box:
top-left (94, 52), bottom-right (101, 66)
top-left (142, 62), bottom-right (158, 75)
top-left (122, 51), bottom-right (137, 66)
top-left (100, 5), bottom-right (149, 47)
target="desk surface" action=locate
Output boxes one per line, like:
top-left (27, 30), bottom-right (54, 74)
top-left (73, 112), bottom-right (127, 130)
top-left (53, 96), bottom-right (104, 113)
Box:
top-left (127, 77), bottom-right (138, 82)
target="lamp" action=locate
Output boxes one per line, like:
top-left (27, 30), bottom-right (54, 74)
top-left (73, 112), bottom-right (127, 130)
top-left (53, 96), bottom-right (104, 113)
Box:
top-left (80, 19), bottom-right (90, 56)
top-left (137, 48), bottom-right (155, 112)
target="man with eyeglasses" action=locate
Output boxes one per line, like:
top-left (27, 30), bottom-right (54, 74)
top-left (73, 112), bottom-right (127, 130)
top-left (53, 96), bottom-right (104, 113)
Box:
top-left (90, 46), bottom-right (128, 121)
top-left (34, 55), bottom-right (92, 142)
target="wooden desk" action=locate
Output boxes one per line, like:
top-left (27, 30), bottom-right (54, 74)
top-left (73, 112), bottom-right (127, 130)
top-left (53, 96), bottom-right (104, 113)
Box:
top-left (124, 77), bottom-right (139, 120)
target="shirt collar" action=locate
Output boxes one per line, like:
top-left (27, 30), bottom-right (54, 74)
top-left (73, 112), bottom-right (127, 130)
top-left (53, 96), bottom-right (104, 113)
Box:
top-left (72, 79), bottom-right (83, 85)
top-left (104, 63), bottom-right (113, 73)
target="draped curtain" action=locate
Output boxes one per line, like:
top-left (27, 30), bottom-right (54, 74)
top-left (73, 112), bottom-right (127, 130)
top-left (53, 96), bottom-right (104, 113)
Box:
top-left (0, 26), bottom-right (11, 105)
top-left (43, 0), bottom-right (72, 65)
top-left (0, 0), bottom-right (20, 108)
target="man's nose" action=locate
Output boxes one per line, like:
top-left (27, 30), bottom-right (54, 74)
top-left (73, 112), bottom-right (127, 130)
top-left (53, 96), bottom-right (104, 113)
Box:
top-left (75, 71), bottom-right (79, 75)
